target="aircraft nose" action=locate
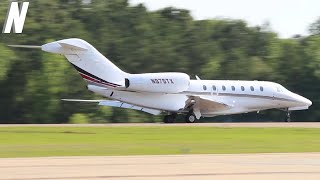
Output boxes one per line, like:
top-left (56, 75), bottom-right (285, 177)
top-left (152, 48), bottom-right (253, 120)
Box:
top-left (303, 98), bottom-right (312, 106)
top-left (295, 94), bottom-right (312, 106)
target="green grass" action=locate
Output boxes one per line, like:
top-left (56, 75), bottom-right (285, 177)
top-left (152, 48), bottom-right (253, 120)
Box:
top-left (0, 126), bottom-right (319, 158)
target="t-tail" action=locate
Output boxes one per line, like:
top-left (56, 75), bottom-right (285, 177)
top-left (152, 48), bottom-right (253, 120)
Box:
top-left (10, 38), bottom-right (127, 88)
top-left (43, 38), bottom-right (128, 88)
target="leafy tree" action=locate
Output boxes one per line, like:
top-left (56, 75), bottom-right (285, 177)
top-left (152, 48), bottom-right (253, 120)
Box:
top-left (309, 17), bottom-right (320, 35)
top-left (69, 113), bottom-right (89, 124)
top-left (0, 0), bottom-right (319, 123)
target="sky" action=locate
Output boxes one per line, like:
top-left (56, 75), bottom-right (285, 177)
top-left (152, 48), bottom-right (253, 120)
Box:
top-left (130, 0), bottom-right (320, 38)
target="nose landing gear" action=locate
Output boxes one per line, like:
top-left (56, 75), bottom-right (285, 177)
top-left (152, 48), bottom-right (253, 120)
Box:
top-left (285, 111), bottom-right (291, 122)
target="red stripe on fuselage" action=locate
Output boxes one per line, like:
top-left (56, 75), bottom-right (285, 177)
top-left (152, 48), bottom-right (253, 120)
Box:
top-left (79, 73), bottom-right (117, 87)
top-left (80, 73), bottom-right (96, 82)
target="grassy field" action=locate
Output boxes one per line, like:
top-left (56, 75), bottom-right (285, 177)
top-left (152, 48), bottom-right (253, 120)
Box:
top-left (0, 126), bottom-right (319, 158)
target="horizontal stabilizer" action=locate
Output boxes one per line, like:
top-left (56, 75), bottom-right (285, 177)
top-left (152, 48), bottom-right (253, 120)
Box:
top-left (58, 42), bottom-right (88, 51)
top-left (8, 45), bottom-right (42, 49)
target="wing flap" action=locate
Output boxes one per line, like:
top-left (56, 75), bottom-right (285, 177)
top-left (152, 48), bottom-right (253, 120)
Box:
top-left (186, 95), bottom-right (231, 114)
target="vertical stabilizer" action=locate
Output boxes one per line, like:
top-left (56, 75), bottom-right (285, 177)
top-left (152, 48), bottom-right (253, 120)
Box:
top-left (42, 38), bottom-right (127, 88)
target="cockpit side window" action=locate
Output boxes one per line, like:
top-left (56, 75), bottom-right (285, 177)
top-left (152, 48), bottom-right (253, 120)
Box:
top-left (276, 85), bottom-right (287, 93)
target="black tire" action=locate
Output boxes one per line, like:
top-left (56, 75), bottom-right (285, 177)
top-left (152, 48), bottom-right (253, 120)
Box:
top-left (285, 117), bottom-right (291, 122)
top-left (163, 116), bottom-right (169, 123)
top-left (185, 113), bottom-right (196, 123)
top-left (285, 112), bottom-right (291, 122)
top-left (163, 115), bottom-right (175, 123)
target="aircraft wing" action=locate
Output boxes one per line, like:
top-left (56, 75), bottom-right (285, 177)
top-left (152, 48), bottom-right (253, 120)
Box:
top-left (184, 95), bottom-right (232, 118)
top-left (62, 99), bottom-right (161, 115)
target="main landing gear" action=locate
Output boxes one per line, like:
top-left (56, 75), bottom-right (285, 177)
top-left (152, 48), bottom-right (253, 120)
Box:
top-left (285, 111), bottom-right (291, 122)
top-left (163, 112), bottom-right (198, 123)
top-left (185, 112), bottom-right (196, 123)
top-left (163, 114), bottom-right (176, 123)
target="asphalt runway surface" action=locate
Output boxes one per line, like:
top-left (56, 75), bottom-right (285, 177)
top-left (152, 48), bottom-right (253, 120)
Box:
top-left (1, 153), bottom-right (320, 180)
top-left (1, 122), bottom-right (320, 128)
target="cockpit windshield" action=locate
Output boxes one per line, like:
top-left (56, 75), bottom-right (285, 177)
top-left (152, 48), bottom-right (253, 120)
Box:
top-left (276, 85), bottom-right (288, 93)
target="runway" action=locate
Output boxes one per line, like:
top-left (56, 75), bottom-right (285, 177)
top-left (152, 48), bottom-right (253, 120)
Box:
top-left (1, 153), bottom-right (320, 180)
top-left (1, 122), bottom-right (320, 128)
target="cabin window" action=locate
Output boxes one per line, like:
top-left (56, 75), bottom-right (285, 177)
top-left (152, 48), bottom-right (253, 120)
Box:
top-left (231, 86), bottom-right (235, 91)
top-left (212, 85), bottom-right (217, 91)
top-left (260, 86), bottom-right (264, 91)
top-left (222, 85), bottom-right (226, 91)
top-left (241, 86), bottom-right (245, 91)
top-left (203, 85), bottom-right (207, 91)
top-left (250, 86), bottom-right (254, 91)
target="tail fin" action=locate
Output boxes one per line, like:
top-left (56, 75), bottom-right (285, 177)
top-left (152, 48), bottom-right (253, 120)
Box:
top-left (42, 38), bottom-right (127, 88)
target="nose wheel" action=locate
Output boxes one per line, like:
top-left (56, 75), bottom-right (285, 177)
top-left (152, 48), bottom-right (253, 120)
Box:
top-left (285, 111), bottom-right (291, 122)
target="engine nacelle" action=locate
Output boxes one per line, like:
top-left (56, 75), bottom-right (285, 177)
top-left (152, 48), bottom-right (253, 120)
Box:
top-left (125, 73), bottom-right (190, 93)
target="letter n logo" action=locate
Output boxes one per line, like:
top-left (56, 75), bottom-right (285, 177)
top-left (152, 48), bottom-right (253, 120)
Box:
top-left (2, 2), bottom-right (29, 34)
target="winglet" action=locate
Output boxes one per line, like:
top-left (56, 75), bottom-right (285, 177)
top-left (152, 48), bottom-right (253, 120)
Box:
top-left (195, 75), bottom-right (201, 80)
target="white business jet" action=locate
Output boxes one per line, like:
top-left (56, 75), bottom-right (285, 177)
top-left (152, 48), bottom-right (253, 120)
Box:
top-left (10, 38), bottom-right (312, 123)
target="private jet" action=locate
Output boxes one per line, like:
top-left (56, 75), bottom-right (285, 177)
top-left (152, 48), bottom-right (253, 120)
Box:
top-left (10, 38), bottom-right (312, 123)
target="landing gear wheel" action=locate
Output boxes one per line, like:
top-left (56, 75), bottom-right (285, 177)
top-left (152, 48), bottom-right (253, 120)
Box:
top-left (185, 113), bottom-right (196, 123)
top-left (285, 111), bottom-right (291, 122)
top-left (163, 115), bottom-right (175, 123)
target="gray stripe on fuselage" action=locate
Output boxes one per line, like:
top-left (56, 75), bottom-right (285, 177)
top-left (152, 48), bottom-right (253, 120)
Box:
top-left (181, 91), bottom-right (298, 103)
top-left (87, 84), bottom-right (298, 104)
top-left (86, 81), bottom-right (108, 88)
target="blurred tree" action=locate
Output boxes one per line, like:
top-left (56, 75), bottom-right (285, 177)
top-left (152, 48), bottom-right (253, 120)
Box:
top-left (69, 113), bottom-right (89, 124)
top-left (309, 17), bottom-right (320, 35)
top-left (0, 0), bottom-right (319, 123)
top-left (0, 44), bottom-right (16, 81)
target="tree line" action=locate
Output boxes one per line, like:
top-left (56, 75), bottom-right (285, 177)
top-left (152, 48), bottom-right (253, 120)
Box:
top-left (0, 0), bottom-right (319, 123)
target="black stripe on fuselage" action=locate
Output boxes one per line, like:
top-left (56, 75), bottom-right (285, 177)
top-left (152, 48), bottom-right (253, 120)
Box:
top-left (71, 63), bottom-right (120, 87)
